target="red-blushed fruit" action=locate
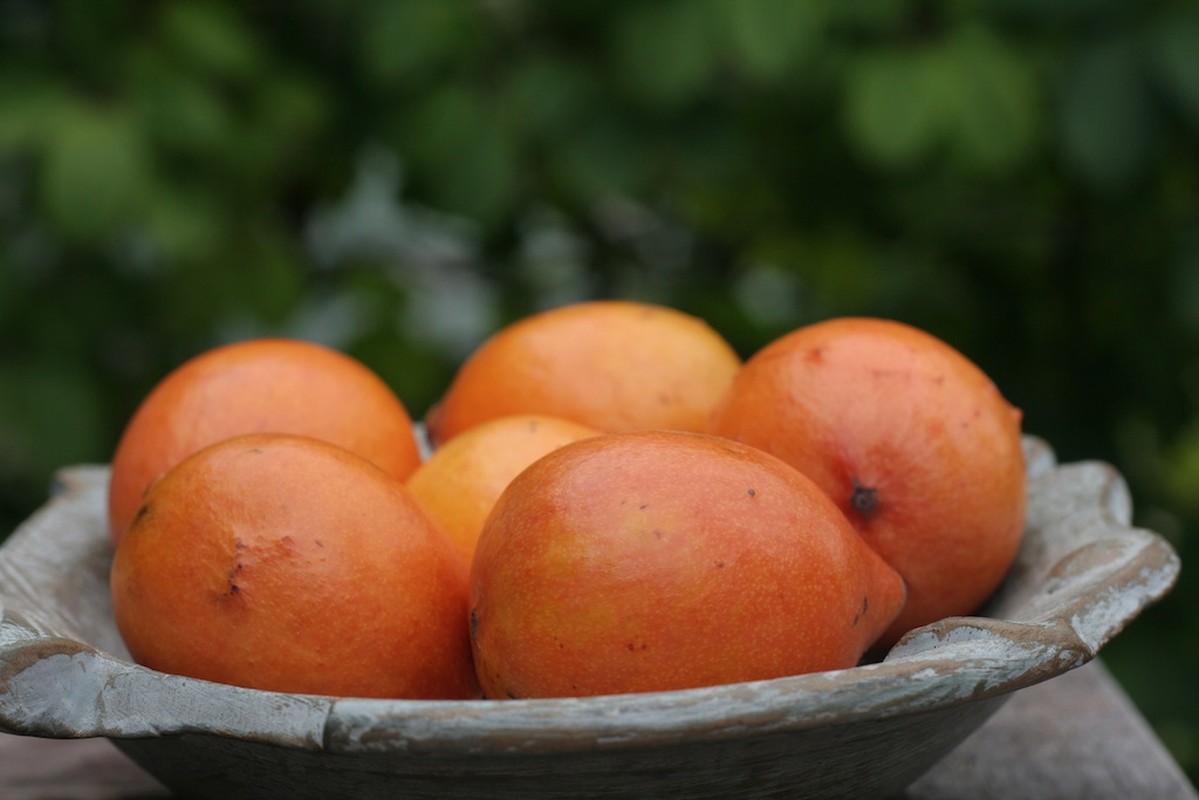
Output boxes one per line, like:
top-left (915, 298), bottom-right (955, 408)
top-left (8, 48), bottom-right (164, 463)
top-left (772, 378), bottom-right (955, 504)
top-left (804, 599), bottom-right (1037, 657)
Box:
top-left (107, 338), bottom-right (422, 545)
top-left (110, 433), bottom-right (479, 700)
top-left (469, 430), bottom-right (906, 699)
top-left (708, 317), bottom-right (1026, 646)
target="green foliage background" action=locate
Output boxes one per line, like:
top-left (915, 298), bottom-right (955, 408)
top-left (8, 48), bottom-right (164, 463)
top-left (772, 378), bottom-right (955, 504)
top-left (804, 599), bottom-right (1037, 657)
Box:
top-left (2, 0), bottom-right (1197, 779)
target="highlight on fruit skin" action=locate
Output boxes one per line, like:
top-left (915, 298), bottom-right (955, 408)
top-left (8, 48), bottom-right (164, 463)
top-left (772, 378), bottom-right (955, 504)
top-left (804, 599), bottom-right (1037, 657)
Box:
top-left (107, 337), bottom-right (422, 545)
top-left (468, 429), bottom-right (906, 699)
top-left (424, 300), bottom-right (742, 447)
top-left (708, 316), bottom-right (1026, 646)
top-left (109, 432), bottom-right (480, 700)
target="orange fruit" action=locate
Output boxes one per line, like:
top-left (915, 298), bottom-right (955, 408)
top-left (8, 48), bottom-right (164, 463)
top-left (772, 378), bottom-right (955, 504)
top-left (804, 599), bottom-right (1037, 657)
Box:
top-left (107, 338), bottom-right (421, 544)
top-left (469, 430), bottom-right (906, 698)
top-left (110, 433), bottom-right (479, 699)
top-left (424, 300), bottom-right (742, 446)
top-left (406, 414), bottom-right (600, 565)
top-left (708, 317), bottom-right (1026, 646)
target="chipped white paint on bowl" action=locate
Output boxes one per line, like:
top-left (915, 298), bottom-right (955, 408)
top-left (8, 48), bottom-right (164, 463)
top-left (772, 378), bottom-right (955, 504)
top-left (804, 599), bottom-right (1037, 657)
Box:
top-left (0, 437), bottom-right (1179, 799)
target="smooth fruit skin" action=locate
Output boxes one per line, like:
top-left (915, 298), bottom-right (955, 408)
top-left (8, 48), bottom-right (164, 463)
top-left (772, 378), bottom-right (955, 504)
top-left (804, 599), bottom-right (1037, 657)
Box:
top-left (110, 433), bottom-right (480, 700)
top-left (469, 430), bottom-right (905, 699)
top-left (107, 338), bottom-right (421, 544)
top-left (424, 300), bottom-right (742, 446)
top-left (708, 317), bottom-right (1026, 646)
top-left (405, 414), bottom-right (600, 565)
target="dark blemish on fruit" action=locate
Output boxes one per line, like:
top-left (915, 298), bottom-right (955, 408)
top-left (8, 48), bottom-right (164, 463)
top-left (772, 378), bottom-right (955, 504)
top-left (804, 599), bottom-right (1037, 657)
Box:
top-left (850, 479), bottom-right (880, 517)
top-left (746, 487), bottom-right (756, 498)
top-left (131, 502), bottom-right (152, 528)
top-left (639, 503), bottom-right (649, 511)
top-left (626, 642), bottom-right (648, 652)
top-left (715, 560), bottom-right (726, 569)
top-left (226, 562), bottom-right (244, 596)
top-left (469, 608), bottom-right (479, 641)
top-left (852, 595), bottom-right (869, 626)
top-left (140, 476), bottom-right (160, 500)
top-left (315, 539), bottom-right (325, 548)
top-left (653, 529), bottom-right (664, 540)
top-left (506, 689), bottom-right (518, 699)
top-left (657, 392), bottom-right (672, 406)
top-left (805, 346), bottom-right (825, 364)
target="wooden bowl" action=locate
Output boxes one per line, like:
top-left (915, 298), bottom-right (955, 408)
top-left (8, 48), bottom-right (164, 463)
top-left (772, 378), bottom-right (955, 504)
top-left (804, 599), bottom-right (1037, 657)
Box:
top-left (0, 438), bottom-right (1179, 799)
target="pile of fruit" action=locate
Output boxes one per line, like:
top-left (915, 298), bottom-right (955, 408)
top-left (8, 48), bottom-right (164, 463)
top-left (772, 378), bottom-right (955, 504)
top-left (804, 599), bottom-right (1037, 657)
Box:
top-left (106, 301), bottom-right (1026, 700)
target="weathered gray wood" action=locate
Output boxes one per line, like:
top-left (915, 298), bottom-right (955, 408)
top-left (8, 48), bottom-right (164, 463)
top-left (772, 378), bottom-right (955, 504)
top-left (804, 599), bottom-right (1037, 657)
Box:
top-left (1, 659), bottom-right (1193, 799)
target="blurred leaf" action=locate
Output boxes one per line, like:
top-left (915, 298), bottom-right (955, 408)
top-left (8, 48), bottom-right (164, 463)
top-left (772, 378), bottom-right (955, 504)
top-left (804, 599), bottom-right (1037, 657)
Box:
top-left (144, 185), bottom-right (225, 263)
top-left (1059, 39), bottom-right (1157, 193)
top-left (1148, 11), bottom-right (1199, 130)
top-left (716, 0), bottom-right (826, 82)
top-left (979, 0), bottom-right (1127, 22)
top-left (1163, 424), bottom-right (1199, 515)
top-left (845, 28), bottom-right (1039, 174)
top-left (361, 0), bottom-right (484, 86)
top-left (550, 118), bottom-right (640, 202)
top-left (614, 2), bottom-right (718, 107)
top-left (505, 54), bottom-right (595, 142)
top-left (826, 0), bottom-right (911, 32)
top-left (401, 86), bottom-right (482, 171)
top-left (232, 227), bottom-right (307, 323)
top-left (128, 52), bottom-right (236, 156)
top-left (38, 103), bottom-right (154, 241)
top-left (940, 26), bottom-right (1041, 171)
top-left (151, 229), bottom-right (303, 337)
top-left (244, 73), bottom-right (330, 170)
top-left (0, 252), bottom-right (17, 321)
top-left (158, 2), bottom-right (261, 80)
top-left (844, 49), bottom-right (943, 169)
top-left (397, 86), bottom-right (517, 223)
top-left (0, 361), bottom-right (107, 481)
top-left (807, 229), bottom-right (885, 311)
top-left (0, 78), bottom-right (69, 154)
top-left (1170, 226), bottom-right (1199, 337)
top-left (443, 128), bottom-right (519, 225)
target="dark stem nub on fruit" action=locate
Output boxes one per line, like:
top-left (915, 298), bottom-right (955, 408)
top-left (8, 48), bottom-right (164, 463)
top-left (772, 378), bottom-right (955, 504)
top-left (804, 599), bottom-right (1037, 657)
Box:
top-left (850, 479), bottom-right (880, 517)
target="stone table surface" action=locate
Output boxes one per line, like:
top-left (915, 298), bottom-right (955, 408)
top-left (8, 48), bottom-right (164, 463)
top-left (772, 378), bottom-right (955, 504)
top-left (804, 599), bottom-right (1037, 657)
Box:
top-left (1, 660), bottom-right (1194, 800)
